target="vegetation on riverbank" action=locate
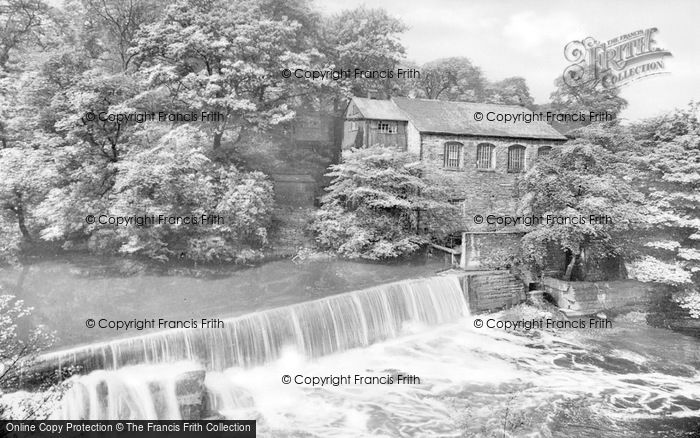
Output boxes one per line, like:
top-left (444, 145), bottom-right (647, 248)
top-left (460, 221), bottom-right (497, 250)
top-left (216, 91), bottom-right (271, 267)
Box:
top-left (518, 104), bottom-right (700, 318)
top-left (1, 0), bottom-right (611, 266)
top-left (0, 1), bottom-right (697, 318)
top-left (0, 284), bottom-right (69, 419)
top-left (0, 0), bottom-right (409, 264)
top-left (311, 148), bottom-right (457, 260)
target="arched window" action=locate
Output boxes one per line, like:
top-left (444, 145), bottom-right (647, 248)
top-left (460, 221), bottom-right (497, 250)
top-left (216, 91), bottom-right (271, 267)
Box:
top-left (508, 145), bottom-right (526, 172)
top-left (538, 146), bottom-right (552, 157)
top-left (443, 141), bottom-right (462, 169)
top-left (476, 143), bottom-right (495, 169)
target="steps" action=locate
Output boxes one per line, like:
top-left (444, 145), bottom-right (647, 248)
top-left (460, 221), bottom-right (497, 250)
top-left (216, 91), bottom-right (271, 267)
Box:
top-left (268, 207), bottom-right (315, 257)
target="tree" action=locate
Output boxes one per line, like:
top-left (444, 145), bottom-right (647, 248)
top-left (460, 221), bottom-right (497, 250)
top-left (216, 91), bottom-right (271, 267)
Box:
top-left (569, 105), bottom-right (700, 317)
top-left (625, 105), bottom-right (700, 316)
top-left (0, 288), bottom-right (58, 420)
top-left (320, 7), bottom-right (406, 100)
top-left (545, 76), bottom-right (628, 131)
top-left (131, 0), bottom-right (318, 150)
top-left (87, 125), bottom-right (275, 262)
top-left (81, 0), bottom-right (163, 72)
top-left (0, 0), bottom-right (53, 149)
top-left (484, 76), bottom-right (534, 108)
top-left (519, 141), bottom-right (643, 280)
top-left (311, 148), bottom-right (456, 260)
top-left (0, 146), bottom-right (57, 243)
top-left (53, 70), bottom-right (141, 163)
top-left (0, 0), bottom-right (49, 71)
top-left (409, 57), bottom-right (485, 101)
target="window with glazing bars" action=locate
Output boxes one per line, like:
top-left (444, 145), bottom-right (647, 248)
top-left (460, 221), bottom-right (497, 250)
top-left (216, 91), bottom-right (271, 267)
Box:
top-left (538, 146), bottom-right (552, 156)
top-left (476, 143), bottom-right (494, 169)
top-left (377, 121), bottom-right (396, 134)
top-left (443, 142), bottom-right (462, 169)
top-left (508, 145), bottom-right (526, 172)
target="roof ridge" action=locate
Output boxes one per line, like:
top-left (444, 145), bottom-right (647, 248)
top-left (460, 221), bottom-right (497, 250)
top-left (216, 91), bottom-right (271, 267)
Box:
top-left (391, 95), bottom-right (529, 110)
top-left (347, 95), bottom-right (566, 140)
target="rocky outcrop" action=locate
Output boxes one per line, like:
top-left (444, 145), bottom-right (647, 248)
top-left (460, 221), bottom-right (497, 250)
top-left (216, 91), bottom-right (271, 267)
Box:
top-left (174, 369), bottom-right (206, 420)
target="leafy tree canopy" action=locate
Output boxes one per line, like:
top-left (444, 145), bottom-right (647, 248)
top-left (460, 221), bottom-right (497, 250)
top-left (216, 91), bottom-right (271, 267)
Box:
top-left (519, 141), bottom-right (643, 280)
top-left (312, 147), bottom-right (456, 260)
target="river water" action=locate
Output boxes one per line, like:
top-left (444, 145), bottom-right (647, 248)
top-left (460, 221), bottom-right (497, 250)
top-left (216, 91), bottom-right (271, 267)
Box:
top-left (203, 314), bottom-right (700, 437)
top-left (0, 255), bottom-right (446, 348)
top-left (1, 258), bottom-right (700, 436)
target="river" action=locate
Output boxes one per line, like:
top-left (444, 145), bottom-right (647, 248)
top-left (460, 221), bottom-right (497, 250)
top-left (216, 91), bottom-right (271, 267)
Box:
top-left (0, 255), bottom-right (446, 349)
top-left (1, 257), bottom-right (699, 437)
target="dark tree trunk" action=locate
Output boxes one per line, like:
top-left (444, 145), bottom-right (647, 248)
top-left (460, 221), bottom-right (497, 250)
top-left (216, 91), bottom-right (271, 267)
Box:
top-left (0, 121), bottom-right (7, 148)
top-left (15, 204), bottom-right (32, 242)
top-left (563, 252), bottom-right (578, 281)
top-left (213, 131), bottom-right (223, 149)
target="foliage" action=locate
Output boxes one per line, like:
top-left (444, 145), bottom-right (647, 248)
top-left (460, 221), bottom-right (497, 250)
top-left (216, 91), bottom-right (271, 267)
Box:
top-left (407, 57), bottom-right (485, 101)
top-left (549, 76), bottom-right (628, 117)
top-left (533, 104), bottom-right (700, 317)
top-left (80, 0), bottom-right (163, 72)
top-left (622, 105), bottom-right (700, 317)
top-left (626, 256), bottom-right (693, 286)
top-left (0, 0), bottom-right (50, 71)
top-left (0, 146), bottom-right (58, 242)
top-left (0, 285), bottom-right (63, 419)
top-left (41, 125), bottom-right (275, 262)
top-left (484, 76), bottom-right (535, 108)
top-left (311, 147), bottom-right (456, 260)
top-left (395, 58), bottom-right (535, 108)
top-left (131, 0), bottom-right (318, 149)
top-left (543, 76), bottom-right (628, 132)
top-left (518, 141), bottom-right (643, 280)
top-left (0, 290), bottom-right (55, 390)
top-left (320, 7), bottom-right (406, 99)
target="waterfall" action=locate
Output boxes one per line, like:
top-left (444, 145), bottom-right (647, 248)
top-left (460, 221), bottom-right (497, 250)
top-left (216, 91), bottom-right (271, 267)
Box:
top-left (54, 362), bottom-right (201, 420)
top-left (48, 275), bottom-right (468, 421)
top-left (40, 276), bottom-right (468, 373)
top-left (465, 233), bottom-right (481, 269)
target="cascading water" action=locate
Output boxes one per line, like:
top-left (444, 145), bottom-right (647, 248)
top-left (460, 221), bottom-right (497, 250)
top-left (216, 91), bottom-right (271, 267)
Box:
top-left (55, 362), bottom-right (198, 420)
top-left (39, 274), bottom-right (700, 435)
top-left (41, 275), bottom-right (468, 372)
top-left (465, 233), bottom-right (481, 269)
top-left (49, 275), bottom-right (471, 421)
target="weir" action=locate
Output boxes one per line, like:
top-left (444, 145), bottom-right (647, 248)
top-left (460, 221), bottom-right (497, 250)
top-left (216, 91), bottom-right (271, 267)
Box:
top-left (33, 276), bottom-right (470, 375)
top-left (35, 272), bottom-right (527, 421)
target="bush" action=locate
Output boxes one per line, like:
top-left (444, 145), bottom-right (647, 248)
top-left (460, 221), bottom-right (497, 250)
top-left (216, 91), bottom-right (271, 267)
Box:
top-left (35, 126), bottom-right (276, 263)
top-left (311, 148), bottom-right (456, 260)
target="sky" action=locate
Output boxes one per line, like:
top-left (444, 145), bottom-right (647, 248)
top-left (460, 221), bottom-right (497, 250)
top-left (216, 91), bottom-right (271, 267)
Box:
top-left (319, 0), bottom-right (700, 121)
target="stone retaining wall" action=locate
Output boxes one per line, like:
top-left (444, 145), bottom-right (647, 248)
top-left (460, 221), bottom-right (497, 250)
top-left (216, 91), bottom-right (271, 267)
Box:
top-left (456, 271), bottom-right (526, 313)
top-left (543, 277), bottom-right (669, 315)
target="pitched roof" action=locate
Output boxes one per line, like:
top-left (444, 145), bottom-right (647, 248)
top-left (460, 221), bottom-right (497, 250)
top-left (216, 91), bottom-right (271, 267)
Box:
top-left (391, 97), bottom-right (566, 140)
top-left (348, 97), bottom-right (408, 121)
top-left (346, 96), bottom-right (566, 141)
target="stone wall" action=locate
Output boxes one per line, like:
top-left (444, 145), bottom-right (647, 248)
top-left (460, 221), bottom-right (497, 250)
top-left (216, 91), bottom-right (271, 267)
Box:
top-left (420, 134), bottom-right (562, 230)
top-left (543, 277), bottom-right (669, 316)
top-left (457, 271), bottom-right (526, 313)
top-left (460, 232), bottom-right (524, 270)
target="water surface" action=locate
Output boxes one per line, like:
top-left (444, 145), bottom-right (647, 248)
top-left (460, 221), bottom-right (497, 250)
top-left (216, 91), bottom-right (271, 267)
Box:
top-left (0, 255), bottom-right (445, 349)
